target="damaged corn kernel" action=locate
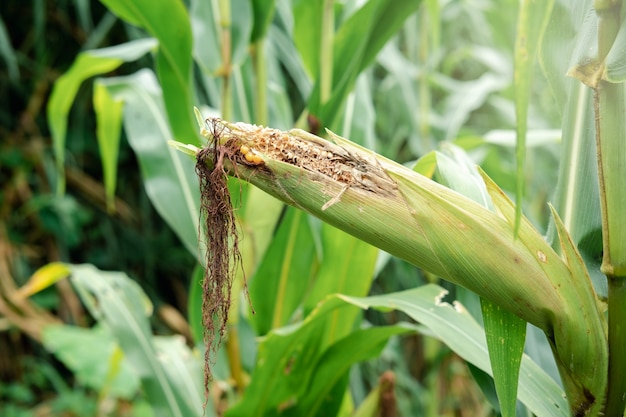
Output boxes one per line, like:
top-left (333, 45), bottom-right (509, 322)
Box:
top-left (201, 117), bottom-right (396, 199)
top-left (244, 150), bottom-right (264, 165)
top-left (241, 146), bottom-right (264, 165)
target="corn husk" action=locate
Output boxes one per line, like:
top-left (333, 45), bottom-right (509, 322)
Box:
top-left (174, 113), bottom-right (608, 416)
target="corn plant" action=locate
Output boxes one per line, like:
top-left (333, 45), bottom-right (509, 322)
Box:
top-left (44, 0), bottom-right (626, 416)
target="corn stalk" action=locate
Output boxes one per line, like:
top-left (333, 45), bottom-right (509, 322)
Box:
top-left (564, 1), bottom-right (626, 415)
top-left (171, 112), bottom-right (608, 416)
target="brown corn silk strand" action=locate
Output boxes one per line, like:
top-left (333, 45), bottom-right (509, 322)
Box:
top-left (194, 120), bottom-right (242, 399)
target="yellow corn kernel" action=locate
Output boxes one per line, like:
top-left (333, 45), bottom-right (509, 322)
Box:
top-left (240, 145), bottom-right (250, 155)
top-left (251, 154), bottom-right (264, 165)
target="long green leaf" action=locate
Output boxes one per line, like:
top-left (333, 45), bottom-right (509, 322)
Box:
top-left (513, 0), bottom-right (555, 235)
top-left (100, 0), bottom-right (198, 146)
top-left (337, 285), bottom-right (568, 417)
top-left (481, 299), bottom-right (526, 417)
top-left (230, 0), bottom-right (253, 66)
top-left (188, 264), bottom-right (205, 345)
top-left (190, 0), bottom-right (222, 74)
top-left (538, 0), bottom-right (590, 108)
top-left (293, 0), bottom-right (324, 79)
top-left (0, 14), bottom-right (19, 82)
top-left (604, 11), bottom-right (626, 82)
top-left (249, 207), bottom-right (318, 335)
top-left (46, 38), bottom-right (158, 194)
top-left (69, 264), bottom-right (202, 417)
top-left (226, 295), bottom-right (411, 416)
top-left (42, 324), bottom-right (139, 399)
top-left (93, 81), bottom-right (124, 213)
top-left (304, 224), bottom-right (378, 346)
top-left (153, 336), bottom-right (209, 416)
top-left (294, 324), bottom-right (415, 417)
top-left (100, 70), bottom-right (200, 258)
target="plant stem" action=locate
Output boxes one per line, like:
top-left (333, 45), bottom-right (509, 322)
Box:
top-left (320, 0), bottom-right (334, 105)
top-left (418, 7), bottom-right (432, 151)
top-left (593, 2), bottom-right (626, 413)
top-left (606, 276), bottom-right (626, 416)
top-left (253, 39), bottom-right (268, 126)
top-left (226, 325), bottom-right (246, 391)
top-left (218, 0), bottom-right (233, 119)
top-left (593, 57), bottom-right (626, 417)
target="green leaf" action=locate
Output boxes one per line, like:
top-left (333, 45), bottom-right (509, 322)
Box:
top-left (413, 151), bottom-right (437, 178)
top-left (100, 70), bottom-right (201, 258)
top-left (225, 315), bottom-right (325, 416)
top-left (46, 38), bottom-right (158, 194)
top-left (435, 143), bottom-right (493, 209)
top-left (291, 324), bottom-right (414, 417)
top-left (190, 0), bottom-right (222, 74)
top-left (0, 14), bottom-right (19, 82)
top-left (293, 0), bottom-right (324, 79)
top-left (100, 0), bottom-right (198, 146)
top-left (513, 0), bottom-right (555, 235)
top-left (226, 294), bottom-right (410, 417)
top-left (241, 186), bottom-right (286, 263)
top-left (539, 0), bottom-right (589, 108)
top-left (230, 0), bottom-right (254, 65)
top-left (481, 298), bottom-right (526, 417)
top-left (152, 336), bottom-right (209, 416)
top-left (188, 264), bottom-right (205, 345)
top-left (338, 285), bottom-right (568, 417)
top-left (69, 264), bottom-right (203, 417)
top-left (267, 15), bottom-right (313, 101)
top-left (249, 207), bottom-right (317, 335)
top-left (339, 73), bottom-right (376, 150)
top-left (303, 224), bottom-right (378, 345)
top-left (540, 2), bottom-right (603, 294)
top-left (93, 81), bottom-right (124, 213)
top-left (42, 324), bottom-right (140, 399)
top-left (605, 13), bottom-right (626, 82)
top-left (250, 0), bottom-right (277, 43)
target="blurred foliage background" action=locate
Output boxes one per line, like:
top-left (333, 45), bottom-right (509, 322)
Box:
top-left (0, 0), bottom-right (572, 416)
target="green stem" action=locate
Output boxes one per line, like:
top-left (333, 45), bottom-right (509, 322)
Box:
top-left (218, 0), bottom-right (233, 119)
top-left (253, 39), bottom-right (268, 126)
top-left (417, 6), bottom-right (431, 151)
top-left (594, 0), bottom-right (622, 61)
top-left (226, 325), bottom-right (246, 391)
top-left (605, 276), bottom-right (626, 416)
top-left (320, 0), bottom-right (334, 105)
top-left (594, 73), bottom-right (626, 417)
top-left (423, 336), bottom-right (441, 417)
top-left (593, 2), bottom-right (626, 411)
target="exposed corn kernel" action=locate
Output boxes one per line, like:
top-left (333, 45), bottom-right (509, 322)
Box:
top-left (251, 154), bottom-right (264, 165)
